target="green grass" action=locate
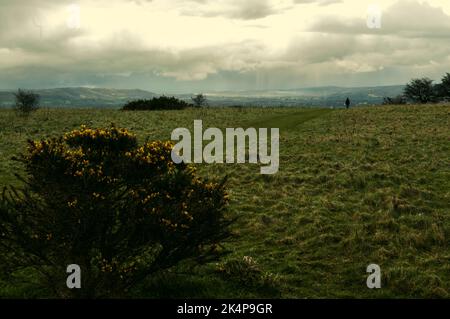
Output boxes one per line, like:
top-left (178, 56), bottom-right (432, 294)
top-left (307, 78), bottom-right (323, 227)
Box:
top-left (0, 105), bottom-right (449, 298)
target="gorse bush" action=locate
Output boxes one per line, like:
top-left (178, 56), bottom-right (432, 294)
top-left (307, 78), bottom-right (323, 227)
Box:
top-left (122, 96), bottom-right (192, 111)
top-left (0, 125), bottom-right (231, 298)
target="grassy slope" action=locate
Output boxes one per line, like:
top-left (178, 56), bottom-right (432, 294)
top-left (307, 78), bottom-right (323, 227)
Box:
top-left (0, 105), bottom-right (449, 298)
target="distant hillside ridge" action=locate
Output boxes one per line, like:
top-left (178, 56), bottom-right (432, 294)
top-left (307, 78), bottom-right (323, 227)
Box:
top-left (197, 85), bottom-right (406, 107)
top-left (0, 87), bottom-right (157, 108)
top-left (0, 85), bottom-right (405, 108)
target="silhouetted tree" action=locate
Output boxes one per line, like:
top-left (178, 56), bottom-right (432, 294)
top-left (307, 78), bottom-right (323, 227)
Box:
top-left (435, 73), bottom-right (450, 101)
top-left (14, 89), bottom-right (40, 116)
top-left (192, 94), bottom-right (208, 108)
top-left (403, 78), bottom-right (435, 104)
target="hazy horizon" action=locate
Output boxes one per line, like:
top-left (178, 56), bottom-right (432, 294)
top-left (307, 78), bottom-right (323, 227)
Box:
top-left (1, 0), bottom-right (450, 93)
top-left (0, 83), bottom-right (406, 95)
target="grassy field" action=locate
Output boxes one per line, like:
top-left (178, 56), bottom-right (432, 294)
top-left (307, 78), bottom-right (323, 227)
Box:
top-left (0, 105), bottom-right (449, 298)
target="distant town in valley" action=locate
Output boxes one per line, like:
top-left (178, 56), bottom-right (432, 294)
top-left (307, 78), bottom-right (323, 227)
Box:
top-left (0, 85), bottom-right (406, 108)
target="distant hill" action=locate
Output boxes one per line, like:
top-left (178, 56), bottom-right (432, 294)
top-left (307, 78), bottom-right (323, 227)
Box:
top-left (200, 85), bottom-right (406, 107)
top-left (0, 85), bottom-right (405, 108)
top-left (0, 87), bottom-right (157, 108)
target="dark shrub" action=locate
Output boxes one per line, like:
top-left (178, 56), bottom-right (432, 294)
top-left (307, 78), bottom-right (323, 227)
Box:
top-left (435, 73), bottom-right (450, 102)
top-left (382, 95), bottom-right (407, 105)
top-left (14, 89), bottom-right (40, 116)
top-left (191, 94), bottom-right (208, 108)
top-left (0, 125), bottom-right (231, 298)
top-left (403, 78), bottom-right (436, 104)
top-left (122, 96), bottom-right (192, 111)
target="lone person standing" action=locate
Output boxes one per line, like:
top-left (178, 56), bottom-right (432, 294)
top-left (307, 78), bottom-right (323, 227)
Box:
top-left (345, 97), bottom-right (351, 109)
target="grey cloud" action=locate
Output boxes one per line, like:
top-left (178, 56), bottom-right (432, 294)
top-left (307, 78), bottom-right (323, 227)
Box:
top-left (0, 0), bottom-right (76, 42)
top-left (294, 0), bottom-right (342, 6)
top-left (229, 1), bottom-right (276, 20)
top-left (308, 0), bottom-right (450, 38)
top-left (2, 28), bottom-right (266, 83)
top-left (124, 0), bottom-right (154, 4)
top-left (1, 0), bottom-right (450, 92)
top-left (180, 0), bottom-right (283, 20)
top-left (283, 28), bottom-right (450, 70)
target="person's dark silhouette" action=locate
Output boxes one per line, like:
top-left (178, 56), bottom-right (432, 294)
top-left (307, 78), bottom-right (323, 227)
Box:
top-left (345, 97), bottom-right (351, 109)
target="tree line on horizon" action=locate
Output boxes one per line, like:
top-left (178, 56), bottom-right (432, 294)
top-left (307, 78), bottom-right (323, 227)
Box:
top-left (10, 73), bottom-right (450, 115)
top-left (383, 73), bottom-right (450, 105)
top-left (121, 94), bottom-right (208, 111)
top-left (11, 91), bottom-right (209, 116)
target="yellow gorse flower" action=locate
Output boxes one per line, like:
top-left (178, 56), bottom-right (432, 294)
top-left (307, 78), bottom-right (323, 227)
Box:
top-left (68, 199), bottom-right (78, 207)
top-left (25, 124), bottom-right (229, 252)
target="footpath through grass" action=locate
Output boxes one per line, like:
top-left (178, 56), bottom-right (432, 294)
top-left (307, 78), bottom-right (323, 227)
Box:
top-left (247, 108), bottom-right (333, 130)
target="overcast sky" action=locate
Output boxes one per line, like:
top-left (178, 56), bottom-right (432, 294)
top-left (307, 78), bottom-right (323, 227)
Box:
top-left (1, 0), bottom-right (450, 93)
